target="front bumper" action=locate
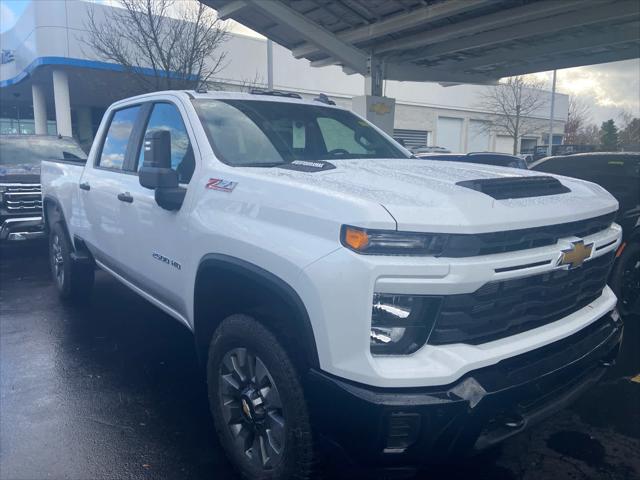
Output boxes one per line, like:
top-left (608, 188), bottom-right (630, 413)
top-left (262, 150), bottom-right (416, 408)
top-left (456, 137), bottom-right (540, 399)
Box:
top-left (305, 310), bottom-right (622, 467)
top-left (0, 216), bottom-right (45, 241)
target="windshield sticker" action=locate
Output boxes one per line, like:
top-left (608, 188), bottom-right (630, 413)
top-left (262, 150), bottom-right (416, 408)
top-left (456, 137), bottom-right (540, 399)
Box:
top-left (278, 160), bottom-right (336, 172)
top-left (292, 121), bottom-right (306, 148)
top-left (206, 178), bottom-right (238, 192)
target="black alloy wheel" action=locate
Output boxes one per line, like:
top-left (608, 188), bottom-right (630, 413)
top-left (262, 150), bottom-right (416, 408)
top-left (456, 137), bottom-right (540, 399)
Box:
top-left (219, 347), bottom-right (286, 468)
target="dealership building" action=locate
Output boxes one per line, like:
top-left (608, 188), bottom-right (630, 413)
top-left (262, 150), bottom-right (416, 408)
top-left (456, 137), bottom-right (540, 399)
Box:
top-left (0, 0), bottom-right (567, 153)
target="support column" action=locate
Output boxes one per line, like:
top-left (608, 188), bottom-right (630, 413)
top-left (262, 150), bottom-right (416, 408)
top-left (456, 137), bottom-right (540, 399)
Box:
top-left (52, 69), bottom-right (72, 137)
top-left (462, 117), bottom-right (470, 153)
top-left (32, 83), bottom-right (48, 135)
top-left (76, 107), bottom-right (94, 150)
top-left (353, 56), bottom-right (396, 136)
top-left (267, 39), bottom-right (274, 89)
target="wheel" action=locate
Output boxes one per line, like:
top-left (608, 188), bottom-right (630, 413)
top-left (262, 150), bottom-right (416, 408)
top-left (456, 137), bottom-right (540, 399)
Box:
top-left (207, 315), bottom-right (315, 480)
top-left (610, 241), bottom-right (640, 316)
top-left (49, 222), bottom-right (94, 302)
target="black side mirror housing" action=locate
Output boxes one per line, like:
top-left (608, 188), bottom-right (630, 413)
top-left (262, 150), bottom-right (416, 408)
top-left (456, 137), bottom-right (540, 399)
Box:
top-left (139, 130), bottom-right (186, 211)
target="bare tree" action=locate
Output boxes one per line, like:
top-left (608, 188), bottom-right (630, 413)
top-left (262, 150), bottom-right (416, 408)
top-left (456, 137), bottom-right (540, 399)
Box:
top-left (478, 76), bottom-right (549, 154)
top-left (84, 0), bottom-right (228, 91)
top-left (619, 110), bottom-right (640, 147)
top-left (564, 96), bottom-right (591, 144)
top-left (573, 124), bottom-right (600, 145)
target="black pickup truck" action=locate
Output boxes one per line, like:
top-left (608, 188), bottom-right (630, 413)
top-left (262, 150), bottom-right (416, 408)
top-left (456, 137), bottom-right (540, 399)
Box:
top-left (532, 152), bottom-right (640, 316)
top-left (0, 135), bottom-right (86, 241)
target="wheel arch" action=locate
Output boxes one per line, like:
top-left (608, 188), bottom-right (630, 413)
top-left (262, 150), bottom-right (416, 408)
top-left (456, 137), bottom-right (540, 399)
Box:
top-left (43, 194), bottom-right (65, 232)
top-left (193, 254), bottom-right (320, 370)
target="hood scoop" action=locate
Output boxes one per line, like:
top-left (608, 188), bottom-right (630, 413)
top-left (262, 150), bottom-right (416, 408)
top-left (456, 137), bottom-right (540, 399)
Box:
top-left (456, 176), bottom-right (571, 200)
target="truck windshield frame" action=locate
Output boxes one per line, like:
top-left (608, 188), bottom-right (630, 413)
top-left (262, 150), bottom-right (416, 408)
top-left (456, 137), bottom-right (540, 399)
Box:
top-left (192, 99), bottom-right (408, 167)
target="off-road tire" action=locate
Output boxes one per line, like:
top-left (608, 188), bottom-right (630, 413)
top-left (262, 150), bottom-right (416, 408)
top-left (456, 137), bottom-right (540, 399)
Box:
top-left (49, 222), bottom-right (94, 302)
top-left (207, 314), bottom-right (316, 480)
top-left (610, 241), bottom-right (640, 316)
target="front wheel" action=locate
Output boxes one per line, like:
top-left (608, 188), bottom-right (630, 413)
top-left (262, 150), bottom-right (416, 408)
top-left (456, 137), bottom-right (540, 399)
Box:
top-left (610, 241), bottom-right (640, 316)
top-left (207, 315), bottom-right (315, 480)
top-left (49, 222), bottom-right (94, 302)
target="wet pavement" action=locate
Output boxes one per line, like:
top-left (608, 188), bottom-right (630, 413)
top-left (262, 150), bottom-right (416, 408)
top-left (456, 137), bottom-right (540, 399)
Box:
top-left (1, 242), bottom-right (639, 480)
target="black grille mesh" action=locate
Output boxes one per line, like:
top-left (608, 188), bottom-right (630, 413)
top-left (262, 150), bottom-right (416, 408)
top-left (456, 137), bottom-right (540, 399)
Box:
top-left (440, 213), bottom-right (615, 257)
top-left (429, 252), bottom-right (615, 345)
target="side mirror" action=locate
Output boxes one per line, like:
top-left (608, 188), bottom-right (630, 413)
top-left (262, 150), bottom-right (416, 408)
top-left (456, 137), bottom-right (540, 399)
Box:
top-left (139, 130), bottom-right (186, 211)
top-left (139, 130), bottom-right (176, 189)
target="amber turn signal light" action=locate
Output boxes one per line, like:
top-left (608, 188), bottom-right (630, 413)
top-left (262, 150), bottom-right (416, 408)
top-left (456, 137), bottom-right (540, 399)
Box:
top-left (344, 227), bottom-right (369, 250)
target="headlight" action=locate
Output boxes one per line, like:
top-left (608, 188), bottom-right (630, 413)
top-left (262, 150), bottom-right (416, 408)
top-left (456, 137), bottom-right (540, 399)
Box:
top-left (341, 225), bottom-right (448, 256)
top-left (370, 294), bottom-right (442, 355)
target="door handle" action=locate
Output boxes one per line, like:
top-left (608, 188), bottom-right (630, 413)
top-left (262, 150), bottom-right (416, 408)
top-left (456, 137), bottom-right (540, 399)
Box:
top-left (79, 182), bottom-right (91, 191)
top-left (117, 192), bottom-right (133, 203)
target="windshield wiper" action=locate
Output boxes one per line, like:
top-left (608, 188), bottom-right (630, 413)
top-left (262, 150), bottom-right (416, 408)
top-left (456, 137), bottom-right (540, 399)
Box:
top-left (239, 161), bottom-right (289, 168)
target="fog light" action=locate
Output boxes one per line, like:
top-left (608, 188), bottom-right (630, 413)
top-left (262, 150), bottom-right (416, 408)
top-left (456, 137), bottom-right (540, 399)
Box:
top-left (370, 294), bottom-right (441, 355)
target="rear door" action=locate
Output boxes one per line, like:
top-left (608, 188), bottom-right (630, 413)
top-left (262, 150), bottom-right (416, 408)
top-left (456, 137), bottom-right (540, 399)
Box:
top-left (113, 99), bottom-right (197, 323)
top-left (77, 104), bottom-right (144, 267)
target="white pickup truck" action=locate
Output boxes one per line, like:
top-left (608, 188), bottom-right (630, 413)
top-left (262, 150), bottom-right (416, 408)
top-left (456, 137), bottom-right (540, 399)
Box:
top-left (42, 90), bottom-right (624, 479)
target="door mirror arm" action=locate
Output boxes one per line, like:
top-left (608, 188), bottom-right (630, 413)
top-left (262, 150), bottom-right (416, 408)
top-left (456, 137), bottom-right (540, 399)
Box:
top-left (155, 186), bottom-right (186, 211)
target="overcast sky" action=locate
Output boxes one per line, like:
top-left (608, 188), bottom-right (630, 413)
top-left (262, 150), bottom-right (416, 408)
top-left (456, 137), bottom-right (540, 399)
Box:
top-left (1, 0), bottom-right (638, 127)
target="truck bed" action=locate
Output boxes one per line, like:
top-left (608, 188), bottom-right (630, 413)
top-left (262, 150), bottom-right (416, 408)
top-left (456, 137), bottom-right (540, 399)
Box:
top-left (40, 159), bottom-right (85, 232)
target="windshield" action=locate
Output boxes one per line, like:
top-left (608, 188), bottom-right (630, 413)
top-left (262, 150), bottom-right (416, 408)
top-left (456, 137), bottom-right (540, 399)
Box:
top-left (0, 136), bottom-right (87, 165)
top-left (193, 99), bottom-right (408, 166)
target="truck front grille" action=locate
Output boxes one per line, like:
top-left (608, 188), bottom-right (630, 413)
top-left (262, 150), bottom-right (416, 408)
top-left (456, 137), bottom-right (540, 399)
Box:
top-left (2, 184), bottom-right (42, 213)
top-left (429, 251), bottom-right (615, 345)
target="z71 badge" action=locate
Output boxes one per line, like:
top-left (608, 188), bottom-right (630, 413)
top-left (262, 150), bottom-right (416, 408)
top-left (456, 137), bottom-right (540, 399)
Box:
top-left (206, 178), bottom-right (238, 192)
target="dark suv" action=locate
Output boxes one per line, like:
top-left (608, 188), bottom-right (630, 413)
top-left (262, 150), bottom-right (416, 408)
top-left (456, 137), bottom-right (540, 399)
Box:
top-left (0, 135), bottom-right (86, 241)
top-left (532, 152), bottom-right (640, 316)
top-left (415, 152), bottom-right (528, 169)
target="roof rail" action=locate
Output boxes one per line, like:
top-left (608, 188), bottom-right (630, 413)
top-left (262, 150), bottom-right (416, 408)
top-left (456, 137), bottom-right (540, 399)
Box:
top-left (249, 88), bottom-right (302, 99)
top-left (313, 93), bottom-right (335, 105)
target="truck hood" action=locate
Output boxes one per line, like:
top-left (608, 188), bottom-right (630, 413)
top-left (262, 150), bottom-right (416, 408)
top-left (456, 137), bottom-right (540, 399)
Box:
top-left (0, 163), bottom-right (41, 185)
top-left (259, 159), bottom-right (617, 233)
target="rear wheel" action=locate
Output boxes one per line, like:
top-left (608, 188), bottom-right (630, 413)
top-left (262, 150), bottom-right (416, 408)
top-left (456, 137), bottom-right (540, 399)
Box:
top-left (611, 241), bottom-right (640, 316)
top-left (49, 222), bottom-right (94, 302)
top-left (207, 315), bottom-right (315, 480)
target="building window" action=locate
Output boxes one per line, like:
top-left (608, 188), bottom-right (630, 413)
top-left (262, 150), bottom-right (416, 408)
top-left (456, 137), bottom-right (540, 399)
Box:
top-left (393, 129), bottom-right (430, 150)
top-left (542, 134), bottom-right (564, 145)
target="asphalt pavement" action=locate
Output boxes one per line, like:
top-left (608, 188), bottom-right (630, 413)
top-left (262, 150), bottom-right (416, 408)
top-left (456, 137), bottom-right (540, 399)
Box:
top-left (1, 242), bottom-right (639, 480)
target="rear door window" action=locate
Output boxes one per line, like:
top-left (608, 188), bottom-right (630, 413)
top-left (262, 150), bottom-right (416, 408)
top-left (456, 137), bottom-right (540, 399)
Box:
top-left (98, 106), bottom-right (141, 170)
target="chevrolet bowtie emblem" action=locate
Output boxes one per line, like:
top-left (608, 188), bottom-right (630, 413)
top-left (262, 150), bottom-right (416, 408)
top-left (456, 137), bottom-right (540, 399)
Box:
top-left (558, 240), bottom-right (593, 269)
top-left (369, 102), bottom-right (391, 115)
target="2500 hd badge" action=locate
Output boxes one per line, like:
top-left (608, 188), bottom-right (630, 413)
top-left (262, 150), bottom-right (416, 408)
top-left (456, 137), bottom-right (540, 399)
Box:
top-left (152, 252), bottom-right (181, 270)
